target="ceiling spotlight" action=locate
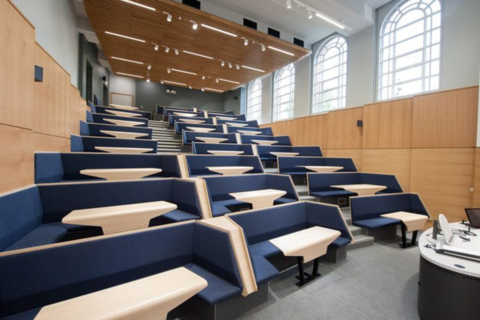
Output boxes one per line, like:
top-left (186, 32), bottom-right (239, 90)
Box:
top-left (174, 49), bottom-right (179, 55)
top-left (215, 78), bottom-right (219, 83)
top-left (147, 79), bottom-right (150, 83)
top-left (189, 86), bottom-right (192, 90)
top-left (147, 65), bottom-right (152, 70)
top-left (286, 0), bottom-right (292, 9)
top-left (120, 0), bottom-right (156, 11)
top-left (261, 44), bottom-right (266, 51)
top-left (163, 11), bottom-right (172, 22)
top-left (202, 76), bottom-right (206, 80)
top-left (167, 68), bottom-right (171, 74)
top-left (244, 39), bottom-right (249, 46)
top-left (192, 21), bottom-right (198, 30)
top-left (221, 61), bottom-right (225, 67)
top-left (308, 10), bottom-right (313, 19)
top-left (236, 64), bottom-right (240, 70)
top-left (228, 62), bottom-right (232, 69)
top-left (154, 44), bottom-right (159, 51)
top-left (165, 46), bottom-right (170, 53)
top-left (160, 80), bottom-right (164, 84)
top-left (201, 88), bottom-right (205, 92)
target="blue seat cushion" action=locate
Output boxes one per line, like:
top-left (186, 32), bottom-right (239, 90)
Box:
top-left (274, 197), bottom-right (297, 204)
top-left (185, 263), bottom-right (242, 305)
top-left (354, 218), bottom-right (401, 229)
top-left (47, 222), bottom-right (94, 232)
top-left (161, 209), bottom-right (200, 222)
top-left (251, 254), bottom-right (279, 284)
top-left (0, 308), bottom-right (41, 320)
top-left (5, 224), bottom-right (67, 252)
top-left (250, 241), bottom-right (282, 258)
top-left (310, 190), bottom-right (356, 198)
top-left (330, 236), bottom-right (351, 248)
top-left (211, 204), bottom-right (232, 217)
top-left (214, 199), bottom-right (247, 208)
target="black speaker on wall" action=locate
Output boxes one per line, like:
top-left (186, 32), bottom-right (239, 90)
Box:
top-left (357, 120), bottom-right (363, 127)
top-left (244, 18), bottom-right (257, 30)
top-left (34, 65), bottom-right (43, 82)
top-left (294, 38), bottom-right (304, 47)
top-left (183, 0), bottom-right (201, 9)
top-left (268, 28), bottom-right (280, 38)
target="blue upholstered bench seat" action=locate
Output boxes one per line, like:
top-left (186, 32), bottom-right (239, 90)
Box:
top-left (5, 225), bottom-right (67, 252)
top-left (250, 241), bottom-right (282, 258)
top-left (212, 204), bottom-right (232, 217)
top-left (354, 218), bottom-right (402, 229)
top-left (331, 237), bottom-right (352, 248)
top-left (152, 209), bottom-right (201, 223)
top-left (0, 308), bottom-right (41, 320)
top-left (274, 197), bottom-right (298, 204)
top-left (310, 190), bottom-right (356, 198)
top-left (250, 255), bottom-right (279, 284)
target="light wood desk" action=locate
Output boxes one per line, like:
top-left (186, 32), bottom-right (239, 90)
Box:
top-left (196, 137), bottom-right (228, 144)
top-left (381, 211), bottom-right (428, 248)
top-left (104, 118), bottom-right (145, 127)
top-left (179, 119), bottom-right (205, 124)
top-left (270, 152), bottom-right (299, 157)
top-left (35, 267), bottom-right (207, 320)
top-left (238, 130), bottom-right (262, 135)
top-left (217, 116), bottom-right (236, 120)
top-left (269, 226), bottom-right (340, 286)
top-left (187, 127), bottom-right (216, 133)
top-left (229, 189), bottom-right (286, 209)
top-left (62, 201), bottom-right (177, 235)
top-left (80, 168), bottom-right (162, 181)
top-left (331, 184), bottom-right (386, 196)
top-left (173, 112), bottom-right (197, 117)
top-left (100, 130), bottom-right (149, 139)
top-left (252, 140), bottom-right (278, 146)
top-left (95, 147), bottom-right (153, 154)
top-left (298, 166), bottom-right (343, 173)
top-left (105, 109), bottom-right (142, 118)
top-left (207, 166), bottom-right (254, 176)
top-left (110, 103), bottom-right (139, 110)
top-left (226, 122), bottom-right (248, 127)
top-left (208, 150), bottom-right (245, 156)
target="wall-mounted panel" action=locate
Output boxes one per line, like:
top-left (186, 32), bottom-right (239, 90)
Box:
top-left (412, 87), bottom-right (478, 148)
top-left (363, 99), bottom-right (412, 149)
top-left (326, 107), bottom-right (363, 149)
top-left (325, 149), bottom-right (363, 171)
top-left (0, 0), bottom-right (35, 129)
top-left (410, 148), bottom-right (474, 222)
top-left (362, 149), bottom-right (411, 191)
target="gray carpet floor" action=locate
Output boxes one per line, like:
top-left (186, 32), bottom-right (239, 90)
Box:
top-left (237, 240), bottom-right (422, 320)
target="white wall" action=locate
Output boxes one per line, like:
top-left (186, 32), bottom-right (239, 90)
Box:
top-left (12, 0), bottom-right (79, 88)
top-left (109, 74), bottom-right (136, 96)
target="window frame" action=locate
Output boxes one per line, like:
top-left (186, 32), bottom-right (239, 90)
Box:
top-left (246, 78), bottom-right (262, 123)
top-left (272, 63), bottom-right (295, 122)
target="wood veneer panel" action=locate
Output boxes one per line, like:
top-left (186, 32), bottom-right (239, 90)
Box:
top-left (472, 148), bottom-right (480, 207)
top-left (325, 149), bottom-right (363, 171)
top-left (0, 0), bottom-right (35, 129)
top-left (410, 148), bottom-right (474, 221)
top-left (34, 133), bottom-right (70, 153)
top-left (362, 149), bottom-right (411, 191)
top-left (412, 87), bottom-right (478, 148)
top-left (326, 108), bottom-right (363, 149)
top-left (363, 99), bottom-right (412, 149)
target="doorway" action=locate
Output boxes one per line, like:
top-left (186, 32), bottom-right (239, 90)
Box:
top-left (86, 61), bottom-right (93, 102)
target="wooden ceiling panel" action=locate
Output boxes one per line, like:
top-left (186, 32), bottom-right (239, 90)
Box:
top-left (84, 0), bottom-right (311, 92)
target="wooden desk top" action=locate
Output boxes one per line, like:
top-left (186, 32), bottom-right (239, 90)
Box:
top-left (62, 201), bottom-right (177, 235)
top-left (381, 211), bottom-right (428, 231)
top-left (207, 166), bottom-right (254, 176)
top-left (270, 152), bottom-right (299, 157)
top-left (331, 184), bottom-right (387, 196)
top-left (35, 267), bottom-right (207, 320)
top-left (95, 147), bottom-right (153, 154)
top-left (238, 130), bottom-right (262, 135)
top-left (226, 122), bottom-right (248, 127)
top-left (230, 189), bottom-right (286, 209)
top-left (270, 226), bottom-right (341, 263)
top-left (100, 130), bottom-right (149, 139)
top-left (104, 118), bottom-right (145, 127)
top-left (105, 109), bottom-right (143, 118)
top-left (252, 140), bottom-right (278, 146)
top-left (196, 137), bottom-right (228, 144)
top-left (298, 166), bottom-right (343, 173)
top-left (187, 127), bottom-right (216, 133)
top-left (208, 150), bottom-right (245, 156)
top-left (217, 116), bottom-right (236, 120)
top-left (173, 112), bottom-right (197, 117)
top-left (179, 119), bottom-right (205, 124)
top-left (110, 103), bottom-right (139, 110)
top-left (80, 168), bottom-right (162, 181)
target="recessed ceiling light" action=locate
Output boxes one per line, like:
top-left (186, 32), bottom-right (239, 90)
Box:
top-left (201, 24), bottom-right (237, 37)
top-left (189, 86), bottom-right (192, 90)
top-left (120, 0), bottom-right (155, 11)
top-left (219, 78), bottom-right (240, 84)
top-left (111, 56), bottom-right (144, 64)
top-left (105, 31), bottom-right (145, 43)
top-left (164, 80), bottom-right (187, 86)
top-left (204, 87), bottom-right (224, 93)
top-left (268, 46), bottom-right (295, 56)
top-left (183, 50), bottom-right (214, 60)
top-left (171, 68), bottom-right (197, 75)
top-left (315, 12), bottom-right (345, 29)
top-left (117, 72), bottom-right (144, 78)
top-left (228, 62), bottom-right (233, 69)
top-left (202, 76), bottom-right (206, 80)
top-left (241, 65), bottom-right (265, 73)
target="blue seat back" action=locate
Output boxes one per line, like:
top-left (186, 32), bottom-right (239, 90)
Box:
top-left (70, 135), bottom-right (157, 153)
top-left (87, 111), bottom-right (148, 127)
top-left (93, 95), bottom-right (102, 106)
top-left (229, 202), bottom-right (307, 245)
top-left (216, 119), bottom-right (258, 127)
top-left (192, 143), bottom-right (254, 155)
top-left (80, 121), bottom-right (153, 139)
top-left (305, 202), bottom-right (352, 241)
top-left (93, 106), bottom-right (152, 120)
top-left (182, 132), bottom-right (237, 145)
top-left (361, 173), bottom-right (403, 193)
top-left (226, 127), bottom-right (273, 135)
top-left (175, 123), bottom-right (223, 135)
top-left (266, 174), bottom-right (299, 201)
top-left (0, 187), bottom-right (43, 251)
top-left (241, 135), bottom-right (291, 146)
top-left (170, 115), bottom-right (209, 126)
top-left (351, 193), bottom-right (429, 223)
top-left (308, 173), bottom-right (362, 193)
top-left (278, 157), bottom-right (357, 174)
top-left (204, 175), bottom-right (268, 202)
top-left (185, 155), bottom-right (264, 177)
top-left (168, 112), bottom-right (202, 124)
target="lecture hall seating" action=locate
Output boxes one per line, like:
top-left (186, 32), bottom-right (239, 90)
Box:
top-left (192, 142), bottom-right (255, 155)
top-left (70, 135), bottom-right (158, 153)
top-left (80, 121), bottom-right (153, 139)
top-left (184, 155), bottom-right (265, 177)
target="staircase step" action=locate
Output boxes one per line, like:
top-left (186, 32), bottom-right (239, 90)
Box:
top-left (347, 234), bottom-right (375, 250)
top-left (349, 225), bottom-right (362, 236)
top-left (300, 195), bottom-right (316, 201)
top-left (295, 184), bottom-right (308, 196)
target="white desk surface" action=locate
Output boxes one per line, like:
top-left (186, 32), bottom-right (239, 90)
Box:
top-left (419, 222), bottom-right (480, 278)
top-left (100, 130), bottom-right (148, 139)
top-left (179, 119), bottom-right (205, 124)
top-left (104, 118), bottom-right (145, 127)
top-left (230, 189), bottom-right (286, 209)
top-left (207, 150), bottom-right (245, 156)
top-left (217, 116), bottom-right (236, 120)
top-left (173, 112), bottom-right (197, 117)
top-left (381, 211), bottom-right (428, 231)
top-left (80, 168), bottom-right (162, 181)
top-left (270, 226), bottom-right (341, 263)
top-left (187, 127), bottom-right (216, 133)
top-left (207, 166), bottom-right (254, 176)
top-left (331, 184), bottom-right (387, 196)
top-left (95, 147), bottom-right (153, 154)
top-left (109, 103), bottom-right (139, 110)
top-left (298, 166), bottom-right (344, 173)
top-left (35, 267), bottom-right (207, 320)
top-left (62, 201), bottom-right (177, 235)
top-left (105, 109), bottom-right (143, 118)
top-left (226, 122), bottom-right (248, 127)
top-left (238, 130), bottom-right (262, 135)
top-left (196, 137), bottom-right (228, 144)
top-left (252, 140), bottom-right (278, 146)
top-left (270, 152), bottom-right (299, 157)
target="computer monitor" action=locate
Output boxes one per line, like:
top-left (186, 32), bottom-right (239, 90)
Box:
top-left (464, 208), bottom-right (480, 228)
top-left (439, 214), bottom-right (454, 245)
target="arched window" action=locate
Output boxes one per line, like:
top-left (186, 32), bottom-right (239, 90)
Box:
top-left (247, 79), bottom-right (262, 122)
top-left (378, 0), bottom-right (442, 100)
top-left (273, 63), bottom-right (295, 122)
top-left (312, 36), bottom-right (348, 113)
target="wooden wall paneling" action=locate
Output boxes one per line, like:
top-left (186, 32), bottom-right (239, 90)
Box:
top-left (472, 148), bottom-right (480, 207)
top-left (0, 0), bottom-right (35, 129)
top-left (326, 107), bottom-right (363, 149)
top-left (0, 125), bottom-right (34, 193)
top-left (361, 149), bottom-right (412, 191)
top-left (412, 87), bottom-right (478, 148)
top-left (410, 148), bottom-right (475, 222)
top-left (325, 149), bottom-right (363, 171)
top-left (34, 133), bottom-right (70, 153)
top-left (363, 98), bottom-right (413, 149)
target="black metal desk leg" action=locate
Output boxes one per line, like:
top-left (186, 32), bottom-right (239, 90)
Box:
top-left (401, 224), bottom-right (407, 248)
top-left (411, 230), bottom-right (418, 246)
top-left (312, 258), bottom-right (320, 278)
top-left (297, 257), bottom-right (305, 286)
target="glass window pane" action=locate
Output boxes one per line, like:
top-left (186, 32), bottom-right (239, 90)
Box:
top-left (395, 50), bottom-right (423, 69)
